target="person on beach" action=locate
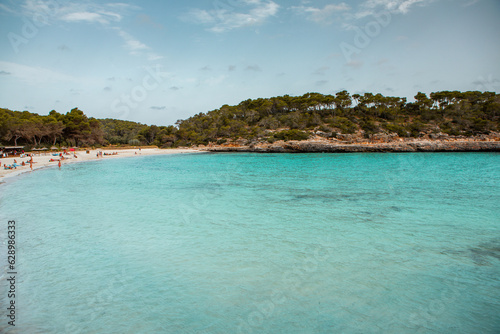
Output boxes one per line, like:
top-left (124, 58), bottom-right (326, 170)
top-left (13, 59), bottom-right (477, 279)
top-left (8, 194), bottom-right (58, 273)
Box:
top-left (58, 160), bottom-right (61, 169)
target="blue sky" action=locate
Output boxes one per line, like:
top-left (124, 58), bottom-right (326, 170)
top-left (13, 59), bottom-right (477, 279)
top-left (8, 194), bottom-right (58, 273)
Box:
top-left (0, 0), bottom-right (499, 125)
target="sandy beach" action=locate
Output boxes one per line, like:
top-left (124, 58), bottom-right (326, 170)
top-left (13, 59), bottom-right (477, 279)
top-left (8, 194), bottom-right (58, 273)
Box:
top-left (0, 148), bottom-right (201, 182)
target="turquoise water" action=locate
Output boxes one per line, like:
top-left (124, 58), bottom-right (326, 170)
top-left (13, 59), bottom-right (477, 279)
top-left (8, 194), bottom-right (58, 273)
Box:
top-left (1, 152), bottom-right (499, 333)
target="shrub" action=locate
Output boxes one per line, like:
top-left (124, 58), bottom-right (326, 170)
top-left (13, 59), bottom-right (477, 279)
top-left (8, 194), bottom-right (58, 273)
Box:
top-left (216, 138), bottom-right (227, 145)
top-left (328, 117), bottom-right (357, 134)
top-left (360, 120), bottom-right (379, 134)
top-left (272, 129), bottom-right (310, 141)
top-left (406, 121), bottom-right (426, 137)
top-left (384, 123), bottom-right (409, 137)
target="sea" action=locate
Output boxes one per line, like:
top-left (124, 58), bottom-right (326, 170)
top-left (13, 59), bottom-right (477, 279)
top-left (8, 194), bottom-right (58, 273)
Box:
top-left (1, 152), bottom-right (499, 333)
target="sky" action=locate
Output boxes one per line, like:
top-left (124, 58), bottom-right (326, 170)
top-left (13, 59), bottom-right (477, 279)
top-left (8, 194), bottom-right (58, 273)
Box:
top-left (0, 0), bottom-right (499, 126)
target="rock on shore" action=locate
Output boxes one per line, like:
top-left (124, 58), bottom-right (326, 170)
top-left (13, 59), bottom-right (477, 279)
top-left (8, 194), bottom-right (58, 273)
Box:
top-left (203, 140), bottom-right (500, 153)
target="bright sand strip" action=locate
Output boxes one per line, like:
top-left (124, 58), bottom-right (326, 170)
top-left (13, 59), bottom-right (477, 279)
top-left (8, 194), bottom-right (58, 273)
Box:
top-left (0, 148), bottom-right (201, 182)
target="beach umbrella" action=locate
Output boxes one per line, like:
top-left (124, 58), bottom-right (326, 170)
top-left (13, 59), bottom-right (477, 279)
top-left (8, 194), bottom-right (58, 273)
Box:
top-left (50, 146), bottom-right (58, 150)
top-left (70, 148), bottom-right (75, 151)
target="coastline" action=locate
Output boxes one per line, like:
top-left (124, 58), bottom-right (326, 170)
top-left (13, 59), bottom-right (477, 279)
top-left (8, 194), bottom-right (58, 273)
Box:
top-left (0, 148), bottom-right (202, 182)
top-left (201, 139), bottom-right (500, 153)
top-left (2, 140), bottom-right (498, 182)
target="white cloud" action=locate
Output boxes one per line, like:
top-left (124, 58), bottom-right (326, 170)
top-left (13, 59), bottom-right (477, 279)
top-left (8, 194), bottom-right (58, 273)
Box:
top-left (0, 61), bottom-right (77, 85)
top-left (114, 28), bottom-right (149, 56)
top-left (25, 1), bottom-right (161, 60)
top-left (189, 9), bottom-right (216, 24)
top-left (397, 0), bottom-right (428, 14)
top-left (19, 1), bottom-right (158, 60)
top-left (21, 0), bottom-right (58, 17)
top-left (294, 0), bottom-right (437, 25)
top-left (21, 0), bottom-right (130, 25)
top-left (462, 0), bottom-right (480, 7)
top-left (184, 1), bottom-right (279, 32)
top-left (147, 53), bottom-right (164, 61)
top-left (292, 3), bottom-right (350, 24)
top-left (356, 0), bottom-right (432, 18)
top-left (0, 3), bottom-right (15, 13)
top-left (59, 8), bottom-right (122, 24)
top-left (61, 12), bottom-right (109, 24)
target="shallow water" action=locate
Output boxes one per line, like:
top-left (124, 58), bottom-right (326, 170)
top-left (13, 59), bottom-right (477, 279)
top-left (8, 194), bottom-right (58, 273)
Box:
top-left (1, 152), bottom-right (499, 333)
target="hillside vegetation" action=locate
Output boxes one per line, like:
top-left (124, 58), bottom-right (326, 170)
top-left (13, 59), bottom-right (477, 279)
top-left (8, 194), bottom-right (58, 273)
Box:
top-left (1, 91), bottom-right (499, 149)
top-left (174, 90), bottom-right (500, 146)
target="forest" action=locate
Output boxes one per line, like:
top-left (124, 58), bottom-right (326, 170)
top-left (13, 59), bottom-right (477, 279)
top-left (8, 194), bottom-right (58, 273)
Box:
top-left (1, 90), bottom-right (499, 149)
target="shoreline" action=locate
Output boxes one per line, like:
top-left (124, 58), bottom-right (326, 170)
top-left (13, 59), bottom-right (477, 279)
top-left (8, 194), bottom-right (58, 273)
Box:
top-left (201, 139), bottom-right (500, 153)
top-left (2, 141), bottom-right (498, 182)
top-left (0, 148), bottom-right (202, 183)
